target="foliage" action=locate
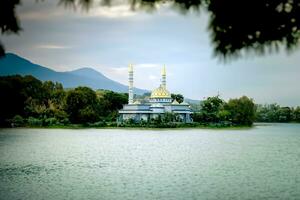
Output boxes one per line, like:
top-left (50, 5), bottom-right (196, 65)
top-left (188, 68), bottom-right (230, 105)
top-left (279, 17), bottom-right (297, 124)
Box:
top-left (1, 75), bottom-right (299, 128)
top-left (293, 107), bottom-right (300, 123)
top-left (193, 95), bottom-right (255, 126)
top-left (88, 121), bottom-right (107, 127)
top-left (99, 90), bottom-right (128, 116)
top-left (2, 0), bottom-right (300, 58)
top-left (171, 94), bottom-right (184, 103)
top-left (0, 75), bottom-right (43, 126)
top-left (44, 117), bottom-right (60, 126)
top-left (256, 104), bottom-right (299, 123)
top-left (0, 75), bottom-right (129, 127)
top-left (10, 115), bottom-right (24, 127)
top-left (65, 87), bottom-right (100, 124)
top-left (197, 96), bottom-right (225, 123)
top-left (27, 117), bottom-right (43, 127)
top-left (225, 96), bottom-right (256, 126)
top-left (189, 102), bottom-right (202, 112)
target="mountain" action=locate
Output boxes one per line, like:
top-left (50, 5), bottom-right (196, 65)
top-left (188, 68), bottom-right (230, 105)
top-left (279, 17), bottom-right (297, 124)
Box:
top-left (0, 53), bottom-right (148, 94)
top-left (185, 98), bottom-right (201, 104)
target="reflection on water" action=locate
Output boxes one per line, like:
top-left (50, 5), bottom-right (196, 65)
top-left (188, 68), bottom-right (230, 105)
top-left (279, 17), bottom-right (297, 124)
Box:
top-left (0, 124), bottom-right (300, 200)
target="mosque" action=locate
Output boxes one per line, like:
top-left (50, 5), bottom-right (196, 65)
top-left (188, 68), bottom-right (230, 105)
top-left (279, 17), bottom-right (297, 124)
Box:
top-left (118, 64), bottom-right (192, 123)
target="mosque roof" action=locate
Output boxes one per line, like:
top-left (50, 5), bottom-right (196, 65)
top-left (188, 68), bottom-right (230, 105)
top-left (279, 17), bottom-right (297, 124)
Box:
top-left (172, 99), bottom-right (179, 105)
top-left (150, 85), bottom-right (171, 98)
top-left (180, 101), bottom-right (189, 105)
top-left (133, 100), bottom-right (141, 104)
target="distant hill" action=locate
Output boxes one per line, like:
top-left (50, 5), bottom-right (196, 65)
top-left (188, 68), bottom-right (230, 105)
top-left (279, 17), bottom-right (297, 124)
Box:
top-left (185, 98), bottom-right (201, 105)
top-left (0, 53), bottom-right (148, 94)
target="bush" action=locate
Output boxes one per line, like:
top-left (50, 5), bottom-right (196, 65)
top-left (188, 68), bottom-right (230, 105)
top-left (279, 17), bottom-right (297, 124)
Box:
top-left (44, 117), bottom-right (59, 126)
top-left (89, 121), bottom-right (107, 127)
top-left (27, 117), bottom-right (43, 127)
top-left (10, 115), bottom-right (24, 127)
top-left (60, 118), bottom-right (70, 125)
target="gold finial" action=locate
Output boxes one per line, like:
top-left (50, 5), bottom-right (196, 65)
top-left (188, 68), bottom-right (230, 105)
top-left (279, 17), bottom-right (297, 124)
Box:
top-left (128, 63), bottom-right (133, 72)
top-left (162, 64), bottom-right (166, 75)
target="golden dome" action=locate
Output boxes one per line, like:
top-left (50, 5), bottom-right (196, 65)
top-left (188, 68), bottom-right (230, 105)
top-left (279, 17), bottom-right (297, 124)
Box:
top-left (150, 85), bottom-right (171, 98)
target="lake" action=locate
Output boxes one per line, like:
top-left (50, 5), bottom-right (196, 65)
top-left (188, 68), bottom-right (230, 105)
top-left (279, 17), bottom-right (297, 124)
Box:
top-left (0, 124), bottom-right (300, 200)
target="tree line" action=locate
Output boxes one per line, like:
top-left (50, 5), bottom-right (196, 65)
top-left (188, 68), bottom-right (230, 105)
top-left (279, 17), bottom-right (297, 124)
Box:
top-left (1, 75), bottom-right (299, 128)
top-left (192, 96), bottom-right (300, 126)
top-left (256, 104), bottom-right (300, 123)
top-left (0, 75), bottom-right (127, 127)
top-left (192, 96), bottom-right (256, 127)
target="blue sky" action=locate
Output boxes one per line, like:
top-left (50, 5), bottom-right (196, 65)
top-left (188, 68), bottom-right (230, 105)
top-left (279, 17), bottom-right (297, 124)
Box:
top-left (2, 0), bottom-right (300, 106)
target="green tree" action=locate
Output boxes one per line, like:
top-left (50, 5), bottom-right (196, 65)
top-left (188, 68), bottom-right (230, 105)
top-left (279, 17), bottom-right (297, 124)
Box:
top-left (162, 112), bottom-right (178, 123)
top-left (10, 115), bottom-right (24, 127)
top-left (171, 94), bottom-right (184, 103)
top-left (255, 104), bottom-right (296, 123)
top-left (225, 96), bottom-right (255, 126)
top-left (0, 75), bottom-right (45, 125)
top-left (293, 107), bottom-right (300, 122)
top-left (277, 107), bottom-right (292, 122)
top-left (200, 96), bottom-right (225, 122)
top-left (65, 87), bottom-right (100, 124)
top-left (99, 91), bottom-right (128, 120)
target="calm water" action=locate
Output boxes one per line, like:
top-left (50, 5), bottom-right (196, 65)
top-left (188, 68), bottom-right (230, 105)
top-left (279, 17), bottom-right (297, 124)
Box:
top-left (0, 124), bottom-right (300, 200)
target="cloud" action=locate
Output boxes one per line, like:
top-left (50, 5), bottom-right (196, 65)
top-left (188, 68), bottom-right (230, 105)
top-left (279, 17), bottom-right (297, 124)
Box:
top-left (18, 1), bottom-right (137, 21)
top-left (149, 75), bottom-right (158, 80)
top-left (35, 44), bottom-right (72, 49)
top-left (108, 63), bottom-right (162, 72)
top-left (135, 63), bottom-right (162, 69)
top-left (84, 2), bottom-right (178, 19)
top-left (20, 10), bottom-right (65, 21)
top-left (87, 5), bottom-right (137, 18)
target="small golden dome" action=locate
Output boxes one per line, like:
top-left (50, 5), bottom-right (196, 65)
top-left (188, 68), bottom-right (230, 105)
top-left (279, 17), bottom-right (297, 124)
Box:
top-left (150, 85), bottom-right (171, 98)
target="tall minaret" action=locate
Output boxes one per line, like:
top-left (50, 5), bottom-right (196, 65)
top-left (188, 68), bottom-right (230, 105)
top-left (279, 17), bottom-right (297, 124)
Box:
top-left (161, 65), bottom-right (166, 88)
top-left (128, 64), bottom-right (134, 104)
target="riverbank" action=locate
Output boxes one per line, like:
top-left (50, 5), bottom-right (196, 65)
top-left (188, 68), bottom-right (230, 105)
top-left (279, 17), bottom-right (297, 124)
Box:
top-left (6, 122), bottom-right (299, 130)
top-left (5, 122), bottom-right (253, 130)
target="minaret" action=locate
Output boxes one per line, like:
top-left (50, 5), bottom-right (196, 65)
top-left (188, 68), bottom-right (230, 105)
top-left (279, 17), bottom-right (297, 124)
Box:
top-left (161, 65), bottom-right (166, 88)
top-left (128, 64), bottom-right (134, 104)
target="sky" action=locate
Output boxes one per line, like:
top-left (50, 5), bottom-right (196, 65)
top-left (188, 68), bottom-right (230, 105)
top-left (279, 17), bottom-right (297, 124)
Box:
top-left (2, 0), bottom-right (300, 106)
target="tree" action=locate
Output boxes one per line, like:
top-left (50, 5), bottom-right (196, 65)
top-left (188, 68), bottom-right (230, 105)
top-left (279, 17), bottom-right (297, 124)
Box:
top-left (1, 0), bottom-right (300, 59)
top-left (256, 104), bottom-right (281, 122)
top-left (65, 86), bottom-right (100, 123)
top-left (293, 107), bottom-right (300, 122)
top-left (225, 96), bottom-right (255, 126)
top-left (99, 91), bottom-right (128, 120)
top-left (277, 106), bottom-right (292, 122)
top-left (255, 104), bottom-right (296, 123)
top-left (0, 75), bottom-right (45, 125)
top-left (10, 115), bottom-right (24, 127)
top-left (171, 94), bottom-right (184, 103)
top-left (199, 96), bottom-right (225, 122)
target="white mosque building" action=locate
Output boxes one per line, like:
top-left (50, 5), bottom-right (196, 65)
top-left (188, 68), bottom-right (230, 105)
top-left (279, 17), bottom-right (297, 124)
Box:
top-left (118, 64), bottom-right (192, 123)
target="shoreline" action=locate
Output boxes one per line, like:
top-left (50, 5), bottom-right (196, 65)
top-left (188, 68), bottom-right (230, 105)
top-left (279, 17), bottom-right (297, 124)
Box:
top-left (2, 123), bottom-right (299, 131)
top-left (1, 124), bottom-right (254, 130)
